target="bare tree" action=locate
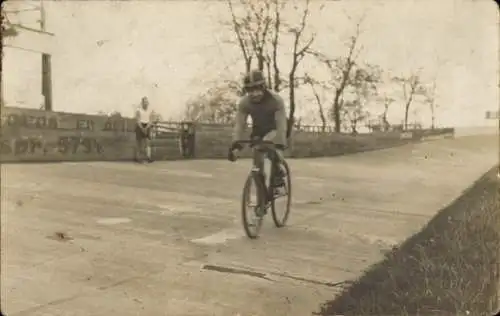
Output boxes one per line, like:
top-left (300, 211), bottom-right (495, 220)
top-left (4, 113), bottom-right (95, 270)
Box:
top-left (225, 0), bottom-right (316, 137)
top-left (380, 94), bottom-right (395, 131)
top-left (342, 99), bottom-right (369, 135)
top-left (308, 17), bottom-right (364, 132)
top-left (245, 0), bottom-right (273, 70)
top-left (335, 64), bottom-right (379, 134)
top-left (286, 0), bottom-right (316, 132)
top-left (304, 73), bottom-right (327, 131)
top-left (225, 0), bottom-right (286, 91)
top-left (184, 81), bottom-right (242, 124)
top-left (424, 53), bottom-right (447, 130)
top-left (424, 80), bottom-right (438, 129)
top-left (270, 0), bottom-right (283, 91)
top-left (349, 65), bottom-right (382, 105)
top-left (226, 0), bottom-right (254, 72)
top-left (393, 72), bottom-right (427, 130)
top-left (226, 0), bottom-right (274, 73)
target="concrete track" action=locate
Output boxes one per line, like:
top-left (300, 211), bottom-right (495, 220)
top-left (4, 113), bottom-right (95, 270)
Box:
top-left (1, 135), bottom-right (497, 316)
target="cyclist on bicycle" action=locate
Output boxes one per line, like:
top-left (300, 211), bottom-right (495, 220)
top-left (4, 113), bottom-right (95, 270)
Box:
top-left (228, 69), bottom-right (288, 187)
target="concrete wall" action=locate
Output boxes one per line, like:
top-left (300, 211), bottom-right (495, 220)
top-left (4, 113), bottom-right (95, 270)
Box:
top-left (0, 107), bottom-right (455, 163)
top-left (0, 107), bottom-right (136, 162)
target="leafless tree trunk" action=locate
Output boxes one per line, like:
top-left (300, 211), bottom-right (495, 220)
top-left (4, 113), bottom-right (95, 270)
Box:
top-left (265, 55), bottom-right (272, 88)
top-left (244, 0), bottom-right (272, 71)
top-left (227, 0), bottom-right (284, 89)
top-left (226, 0), bottom-right (253, 72)
top-left (271, 0), bottom-right (282, 91)
top-left (308, 18), bottom-right (364, 133)
top-left (343, 100), bottom-right (368, 135)
top-left (288, 0), bottom-right (315, 130)
top-left (426, 80), bottom-right (437, 129)
top-left (304, 74), bottom-right (326, 132)
top-left (225, 0), bottom-right (317, 132)
top-left (394, 73), bottom-right (425, 130)
top-left (403, 83), bottom-right (414, 130)
top-left (382, 96), bottom-right (394, 131)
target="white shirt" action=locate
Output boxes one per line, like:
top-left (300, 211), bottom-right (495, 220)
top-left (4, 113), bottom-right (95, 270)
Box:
top-left (137, 106), bottom-right (152, 124)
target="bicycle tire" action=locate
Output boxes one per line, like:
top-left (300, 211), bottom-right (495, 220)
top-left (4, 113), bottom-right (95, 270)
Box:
top-left (270, 159), bottom-right (292, 228)
top-left (241, 172), bottom-right (266, 239)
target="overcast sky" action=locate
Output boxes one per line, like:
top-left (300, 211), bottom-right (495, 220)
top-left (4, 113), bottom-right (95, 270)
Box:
top-left (2, 0), bottom-right (498, 127)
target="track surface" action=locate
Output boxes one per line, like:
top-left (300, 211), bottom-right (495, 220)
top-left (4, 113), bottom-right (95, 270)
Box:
top-left (1, 135), bottom-right (497, 316)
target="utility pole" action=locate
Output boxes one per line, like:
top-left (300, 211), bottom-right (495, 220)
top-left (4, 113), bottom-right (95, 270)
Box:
top-left (40, 0), bottom-right (53, 111)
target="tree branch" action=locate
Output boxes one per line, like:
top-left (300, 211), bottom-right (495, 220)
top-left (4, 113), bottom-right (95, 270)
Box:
top-left (227, 0), bottom-right (253, 71)
top-left (271, 0), bottom-right (281, 91)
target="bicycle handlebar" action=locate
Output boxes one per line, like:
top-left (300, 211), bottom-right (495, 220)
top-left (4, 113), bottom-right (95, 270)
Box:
top-left (228, 139), bottom-right (278, 162)
top-left (235, 139), bottom-right (277, 147)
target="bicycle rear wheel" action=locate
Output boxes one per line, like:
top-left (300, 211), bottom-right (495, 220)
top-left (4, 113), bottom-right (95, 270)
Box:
top-left (241, 172), bottom-right (266, 239)
top-left (270, 159), bottom-right (292, 227)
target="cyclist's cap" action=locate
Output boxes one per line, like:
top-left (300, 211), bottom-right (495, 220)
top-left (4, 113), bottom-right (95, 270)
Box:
top-left (243, 69), bottom-right (266, 88)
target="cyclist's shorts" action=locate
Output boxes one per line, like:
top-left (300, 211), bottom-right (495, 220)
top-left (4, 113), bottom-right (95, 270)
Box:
top-left (250, 128), bottom-right (276, 141)
top-left (135, 123), bottom-right (151, 141)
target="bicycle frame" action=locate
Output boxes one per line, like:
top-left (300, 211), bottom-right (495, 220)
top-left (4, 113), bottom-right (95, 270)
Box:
top-left (236, 139), bottom-right (292, 238)
top-left (239, 140), bottom-right (279, 205)
top-left (250, 141), bottom-right (278, 176)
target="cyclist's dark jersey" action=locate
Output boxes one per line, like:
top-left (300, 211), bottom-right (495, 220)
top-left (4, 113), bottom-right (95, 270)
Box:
top-left (232, 90), bottom-right (288, 146)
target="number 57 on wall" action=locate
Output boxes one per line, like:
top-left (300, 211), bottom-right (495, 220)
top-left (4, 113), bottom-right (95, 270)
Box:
top-left (58, 136), bottom-right (103, 155)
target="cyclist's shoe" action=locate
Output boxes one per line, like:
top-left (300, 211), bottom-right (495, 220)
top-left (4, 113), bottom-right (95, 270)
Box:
top-left (255, 205), bottom-right (267, 217)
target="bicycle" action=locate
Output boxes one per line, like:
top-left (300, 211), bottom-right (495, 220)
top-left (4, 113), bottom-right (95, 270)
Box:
top-left (229, 139), bottom-right (292, 239)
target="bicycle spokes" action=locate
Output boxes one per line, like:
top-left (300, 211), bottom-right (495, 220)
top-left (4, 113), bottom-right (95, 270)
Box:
top-left (241, 174), bottom-right (265, 238)
top-left (241, 151), bottom-right (292, 238)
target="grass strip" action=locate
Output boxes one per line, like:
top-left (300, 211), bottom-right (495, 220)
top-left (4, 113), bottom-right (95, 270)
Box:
top-left (316, 166), bottom-right (500, 316)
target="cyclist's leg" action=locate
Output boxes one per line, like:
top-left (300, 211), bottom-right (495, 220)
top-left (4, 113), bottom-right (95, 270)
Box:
top-left (262, 130), bottom-right (285, 187)
top-left (254, 145), bottom-right (266, 181)
top-left (144, 126), bottom-right (152, 162)
top-left (251, 144), bottom-right (268, 213)
top-left (251, 130), bottom-right (275, 188)
top-left (134, 124), bottom-right (144, 162)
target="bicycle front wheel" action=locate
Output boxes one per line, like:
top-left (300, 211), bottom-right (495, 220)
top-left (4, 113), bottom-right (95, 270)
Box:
top-left (241, 173), bottom-right (266, 239)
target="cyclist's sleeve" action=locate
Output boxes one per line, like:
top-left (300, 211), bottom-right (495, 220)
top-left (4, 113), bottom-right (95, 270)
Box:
top-left (232, 99), bottom-right (248, 142)
top-left (274, 96), bottom-right (288, 146)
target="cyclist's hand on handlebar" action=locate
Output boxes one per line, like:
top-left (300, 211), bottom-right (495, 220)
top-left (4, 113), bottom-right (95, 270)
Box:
top-left (228, 142), bottom-right (243, 162)
top-left (230, 141), bottom-right (243, 151)
top-left (227, 148), bottom-right (238, 162)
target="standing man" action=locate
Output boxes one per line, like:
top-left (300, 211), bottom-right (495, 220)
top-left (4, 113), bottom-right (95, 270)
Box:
top-left (179, 123), bottom-right (189, 158)
top-left (180, 122), bottom-right (196, 158)
top-left (186, 122), bottom-right (196, 158)
top-left (135, 96), bottom-right (153, 163)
